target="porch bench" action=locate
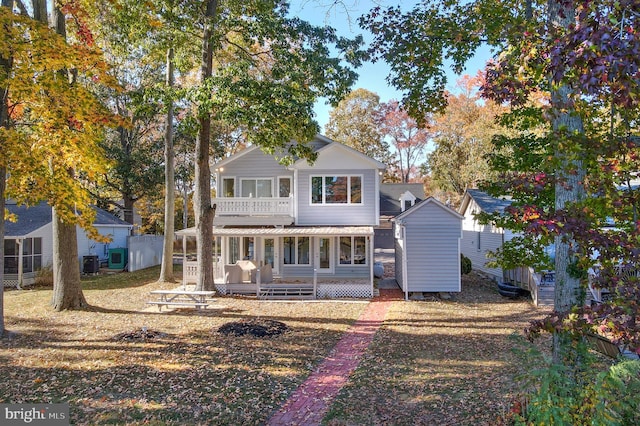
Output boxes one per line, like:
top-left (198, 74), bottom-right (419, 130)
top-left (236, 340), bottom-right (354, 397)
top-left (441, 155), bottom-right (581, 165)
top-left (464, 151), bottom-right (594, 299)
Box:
top-left (146, 301), bottom-right (209, 311)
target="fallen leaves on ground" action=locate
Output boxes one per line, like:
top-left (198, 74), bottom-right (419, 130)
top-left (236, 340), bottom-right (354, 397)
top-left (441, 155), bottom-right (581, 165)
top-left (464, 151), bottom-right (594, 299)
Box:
top-left (323, 272), bottom-right (551, 426)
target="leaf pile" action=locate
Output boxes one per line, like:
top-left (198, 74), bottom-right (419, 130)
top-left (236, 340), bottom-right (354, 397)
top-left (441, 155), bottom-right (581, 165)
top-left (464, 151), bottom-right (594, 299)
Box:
top-left (217, 319), bottom-right (288, 338)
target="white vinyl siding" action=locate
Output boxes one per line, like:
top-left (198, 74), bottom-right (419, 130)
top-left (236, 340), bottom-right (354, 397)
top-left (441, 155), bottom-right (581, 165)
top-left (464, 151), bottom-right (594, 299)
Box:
top-left (460, 198), bottom-right (505, 281)
top-left (297, 169), bottom-right (378, 225)
top-left (395, 200), bottom-right (462, 293)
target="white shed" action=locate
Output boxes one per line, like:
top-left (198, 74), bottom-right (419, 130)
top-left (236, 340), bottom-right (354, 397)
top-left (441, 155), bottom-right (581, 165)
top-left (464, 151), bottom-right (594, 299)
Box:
top-left (393, 197), bottom-right (463, 299)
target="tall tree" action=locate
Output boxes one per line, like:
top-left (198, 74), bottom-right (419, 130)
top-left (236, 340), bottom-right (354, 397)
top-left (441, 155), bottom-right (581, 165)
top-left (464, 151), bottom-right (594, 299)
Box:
top-left (193, 0), bottom-right (217, 291)
top-left (376, 100), bottom-right (431, 183)
top-left (361, 0), bottom-right (640, 363)
top-left (158, 46), bottom-right (176, 283)
top-left (325, 88), bottom-right (394, 169)
top-left (428, 74), bottom-right (505, 196)
top-left (1, 1), bottom-right (117, 312)
top-left (0, 0), bottom-right (11, 336)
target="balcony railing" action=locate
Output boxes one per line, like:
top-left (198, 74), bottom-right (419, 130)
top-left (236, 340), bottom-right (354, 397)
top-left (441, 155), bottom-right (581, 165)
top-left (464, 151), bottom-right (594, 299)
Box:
top-left (214, 197), bottom-right (293, 216)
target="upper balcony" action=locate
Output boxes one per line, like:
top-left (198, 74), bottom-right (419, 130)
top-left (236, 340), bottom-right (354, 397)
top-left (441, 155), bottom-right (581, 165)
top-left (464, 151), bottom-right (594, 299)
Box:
top-left (213, 197), bottom-right (294, 226)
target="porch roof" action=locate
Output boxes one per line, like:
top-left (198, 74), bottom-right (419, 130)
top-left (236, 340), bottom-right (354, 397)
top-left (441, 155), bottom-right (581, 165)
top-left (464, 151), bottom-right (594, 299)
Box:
top-left (176, 226), bottom-right (374, 237)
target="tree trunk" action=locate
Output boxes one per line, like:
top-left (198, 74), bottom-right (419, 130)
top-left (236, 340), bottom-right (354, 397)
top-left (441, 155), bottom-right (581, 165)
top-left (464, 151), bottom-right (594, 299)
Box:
top-left (548, 0), bottom-right (585, 363)
top-left (51, 208), bottom-right (87, 310)
top-left (158, 47), bottom-right (175, 283)
top-left (0, 167), bottom-right (6, 336)
top-left (46, 1), bottom-right (88, 310)
top-left (1, 0), bottom-right (13, 336)
top-left (194, 0), bottom-right (218, 291)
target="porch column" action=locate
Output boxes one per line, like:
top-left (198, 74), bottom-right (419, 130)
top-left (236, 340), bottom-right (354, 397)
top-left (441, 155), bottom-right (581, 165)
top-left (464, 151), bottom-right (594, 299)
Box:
top-left (369, 235), bottom-right (374, 298)
top-left (182, 234), bottom-right (187, 290)
top-left (17, 238), bottom-right (23, 289)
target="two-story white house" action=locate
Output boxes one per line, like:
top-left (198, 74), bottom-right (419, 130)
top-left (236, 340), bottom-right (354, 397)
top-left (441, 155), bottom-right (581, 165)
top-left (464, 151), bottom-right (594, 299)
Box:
top-left (178, 135), bottom-right (386, 298)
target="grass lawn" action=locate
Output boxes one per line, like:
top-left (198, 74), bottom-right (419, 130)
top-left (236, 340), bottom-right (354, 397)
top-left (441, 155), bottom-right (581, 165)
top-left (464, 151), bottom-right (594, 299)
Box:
top-left (0, 267), bottom-right (549, 425)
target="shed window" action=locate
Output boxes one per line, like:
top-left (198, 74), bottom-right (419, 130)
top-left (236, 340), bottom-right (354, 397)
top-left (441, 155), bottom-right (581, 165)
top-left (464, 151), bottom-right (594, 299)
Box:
top-left (3, 238), bottom-right (43, 274)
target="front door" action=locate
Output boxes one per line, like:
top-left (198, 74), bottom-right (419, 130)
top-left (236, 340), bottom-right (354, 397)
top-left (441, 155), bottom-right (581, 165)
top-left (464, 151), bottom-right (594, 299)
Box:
top-left (263, 238), bottom-right (279, 276)
top-left (315, 237), bottom-right (333, 273)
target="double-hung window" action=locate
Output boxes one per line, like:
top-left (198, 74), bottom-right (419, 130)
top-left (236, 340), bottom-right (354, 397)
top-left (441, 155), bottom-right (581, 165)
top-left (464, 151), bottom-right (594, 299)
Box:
top-left (311, 175), bottom-right (362, 204)
top-left (283, 237), bottom-right (310, 265)
top-left (339, 236), bottom-right (367, 265)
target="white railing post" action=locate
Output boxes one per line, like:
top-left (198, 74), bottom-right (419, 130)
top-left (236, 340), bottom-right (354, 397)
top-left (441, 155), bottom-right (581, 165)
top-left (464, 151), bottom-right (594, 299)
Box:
top-left (256, 267), bottom-right (261, 297)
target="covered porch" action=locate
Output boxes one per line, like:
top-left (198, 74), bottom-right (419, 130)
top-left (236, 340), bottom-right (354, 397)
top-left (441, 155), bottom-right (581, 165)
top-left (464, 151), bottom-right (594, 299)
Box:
top-left (175, 226), bottom-right (375, 299)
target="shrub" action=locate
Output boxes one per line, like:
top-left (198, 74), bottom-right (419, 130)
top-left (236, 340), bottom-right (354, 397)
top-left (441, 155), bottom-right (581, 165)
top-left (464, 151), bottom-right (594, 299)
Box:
top-left (461, 253), bottom-right (472, 275)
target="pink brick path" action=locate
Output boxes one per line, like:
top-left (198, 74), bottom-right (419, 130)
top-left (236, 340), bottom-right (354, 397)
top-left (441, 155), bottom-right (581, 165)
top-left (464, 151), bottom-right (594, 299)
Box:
top-left (266, 288), bottom-right (404, 426)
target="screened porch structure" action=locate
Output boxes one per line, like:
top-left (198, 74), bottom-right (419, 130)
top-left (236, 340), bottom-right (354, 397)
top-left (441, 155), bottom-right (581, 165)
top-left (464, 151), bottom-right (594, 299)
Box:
top-left (176, 226), bottom-right (376, 299)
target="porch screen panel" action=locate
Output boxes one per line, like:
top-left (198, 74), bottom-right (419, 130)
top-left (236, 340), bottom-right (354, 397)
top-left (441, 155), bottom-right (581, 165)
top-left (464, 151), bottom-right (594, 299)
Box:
top-left (339, 236), bottom-right (351, 264)
top-left (297, 237), bottom-right (310, 264)
top-left (319, 238), bottom-right (330, 268)
top-left (264, 238), bottom-right (275, 267)
top-left (354, 236), bottom-right (366, 264)
top-left (228, 237), bottom-right (240, 264)
top-left (3, 239), bottom-right (17, 273)
top-left (284, 237), bottom-right (294, 264)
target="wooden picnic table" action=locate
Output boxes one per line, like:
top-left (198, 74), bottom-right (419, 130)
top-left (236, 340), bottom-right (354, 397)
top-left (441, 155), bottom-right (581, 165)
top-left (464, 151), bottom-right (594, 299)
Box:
top-left (147, 290), bottom-right (216, 311)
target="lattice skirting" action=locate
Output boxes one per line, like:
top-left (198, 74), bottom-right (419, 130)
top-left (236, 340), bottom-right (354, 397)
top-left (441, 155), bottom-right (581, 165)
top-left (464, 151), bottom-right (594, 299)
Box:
top-left (214, 283), bottom-right (228, 294)
top-left (317, 283), bottom-right (373, 299)
top-left (2, 273), bottom-right (36, 288)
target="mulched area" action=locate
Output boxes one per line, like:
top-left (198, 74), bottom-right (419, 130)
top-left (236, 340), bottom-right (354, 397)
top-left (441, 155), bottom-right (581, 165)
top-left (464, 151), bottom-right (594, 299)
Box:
top-left (112, 328), bottom-right (167, 342)
top-left (217, 319), bottom-right (289, 338)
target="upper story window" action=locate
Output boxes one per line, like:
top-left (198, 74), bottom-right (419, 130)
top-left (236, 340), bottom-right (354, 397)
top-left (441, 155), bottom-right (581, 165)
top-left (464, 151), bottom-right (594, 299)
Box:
top-left (278, 177), bottom-right (292, 197)
top-left (311, 175), bottom-right (362, 204)
top-left (222, 178), bottom-right (235, 197)
top-left (241, 178), bottom-right (272, 198)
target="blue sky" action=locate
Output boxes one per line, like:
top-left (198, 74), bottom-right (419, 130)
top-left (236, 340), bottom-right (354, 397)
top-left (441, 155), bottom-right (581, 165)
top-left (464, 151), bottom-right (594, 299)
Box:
top-left (289, 0), bottom-right (492, 130)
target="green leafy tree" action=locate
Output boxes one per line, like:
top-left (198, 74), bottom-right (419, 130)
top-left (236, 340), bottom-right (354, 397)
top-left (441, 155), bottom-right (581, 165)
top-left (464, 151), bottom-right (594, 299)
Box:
top-left (186, 1), bottom-right (364, 290)
top-left (325, 88), bottom-right (395, 174)
top-left (361, 0), bottom-right (640, 367)
top-left (428, 74), bottom-right (505, 197)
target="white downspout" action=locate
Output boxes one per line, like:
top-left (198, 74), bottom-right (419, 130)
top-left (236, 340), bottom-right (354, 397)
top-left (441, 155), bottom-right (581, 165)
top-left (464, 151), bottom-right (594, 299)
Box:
top-left (401, 225), bottom-right (409, 301)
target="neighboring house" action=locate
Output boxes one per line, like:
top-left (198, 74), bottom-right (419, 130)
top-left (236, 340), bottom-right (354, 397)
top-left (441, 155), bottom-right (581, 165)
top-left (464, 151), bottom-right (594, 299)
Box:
top-left (458, 189), bottom-right (554, 305)
top-left (376, 183), bottom-right (425, 249)
top-left (393, 197), bottom-right (463, 299)
top-left (458, 189), bottom-right (514, 282)
top-left (3, 201), bottom-right (133, 287)
top-left (177, 135), bottom-right (386, 298)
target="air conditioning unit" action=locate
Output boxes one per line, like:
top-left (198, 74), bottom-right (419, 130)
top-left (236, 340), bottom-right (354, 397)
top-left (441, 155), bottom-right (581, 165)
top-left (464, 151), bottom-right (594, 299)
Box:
top-left (108, 248), bottom-right (128, 270)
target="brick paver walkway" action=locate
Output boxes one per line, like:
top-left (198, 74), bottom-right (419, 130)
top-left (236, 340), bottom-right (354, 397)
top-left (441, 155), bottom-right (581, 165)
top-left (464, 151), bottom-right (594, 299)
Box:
top-left (267, 288), bottom-right (404, 426)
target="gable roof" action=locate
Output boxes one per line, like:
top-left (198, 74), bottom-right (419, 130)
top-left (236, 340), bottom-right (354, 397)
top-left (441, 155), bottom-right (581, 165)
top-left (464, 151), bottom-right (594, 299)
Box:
top-left (292, 137), bottom-right (386, 170)
top-left (393, 196), bottom-right (463, 221)
top-left (4, 202), bottom-right (52, 237)
top-left (459, 189), bottom-right (512, 215)
top-left (379, 183), bottom-right (426, 217)
top-left (4, 202), bottom-right (132, 238)
top-left (212, 134), bottom-right (386, 171)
